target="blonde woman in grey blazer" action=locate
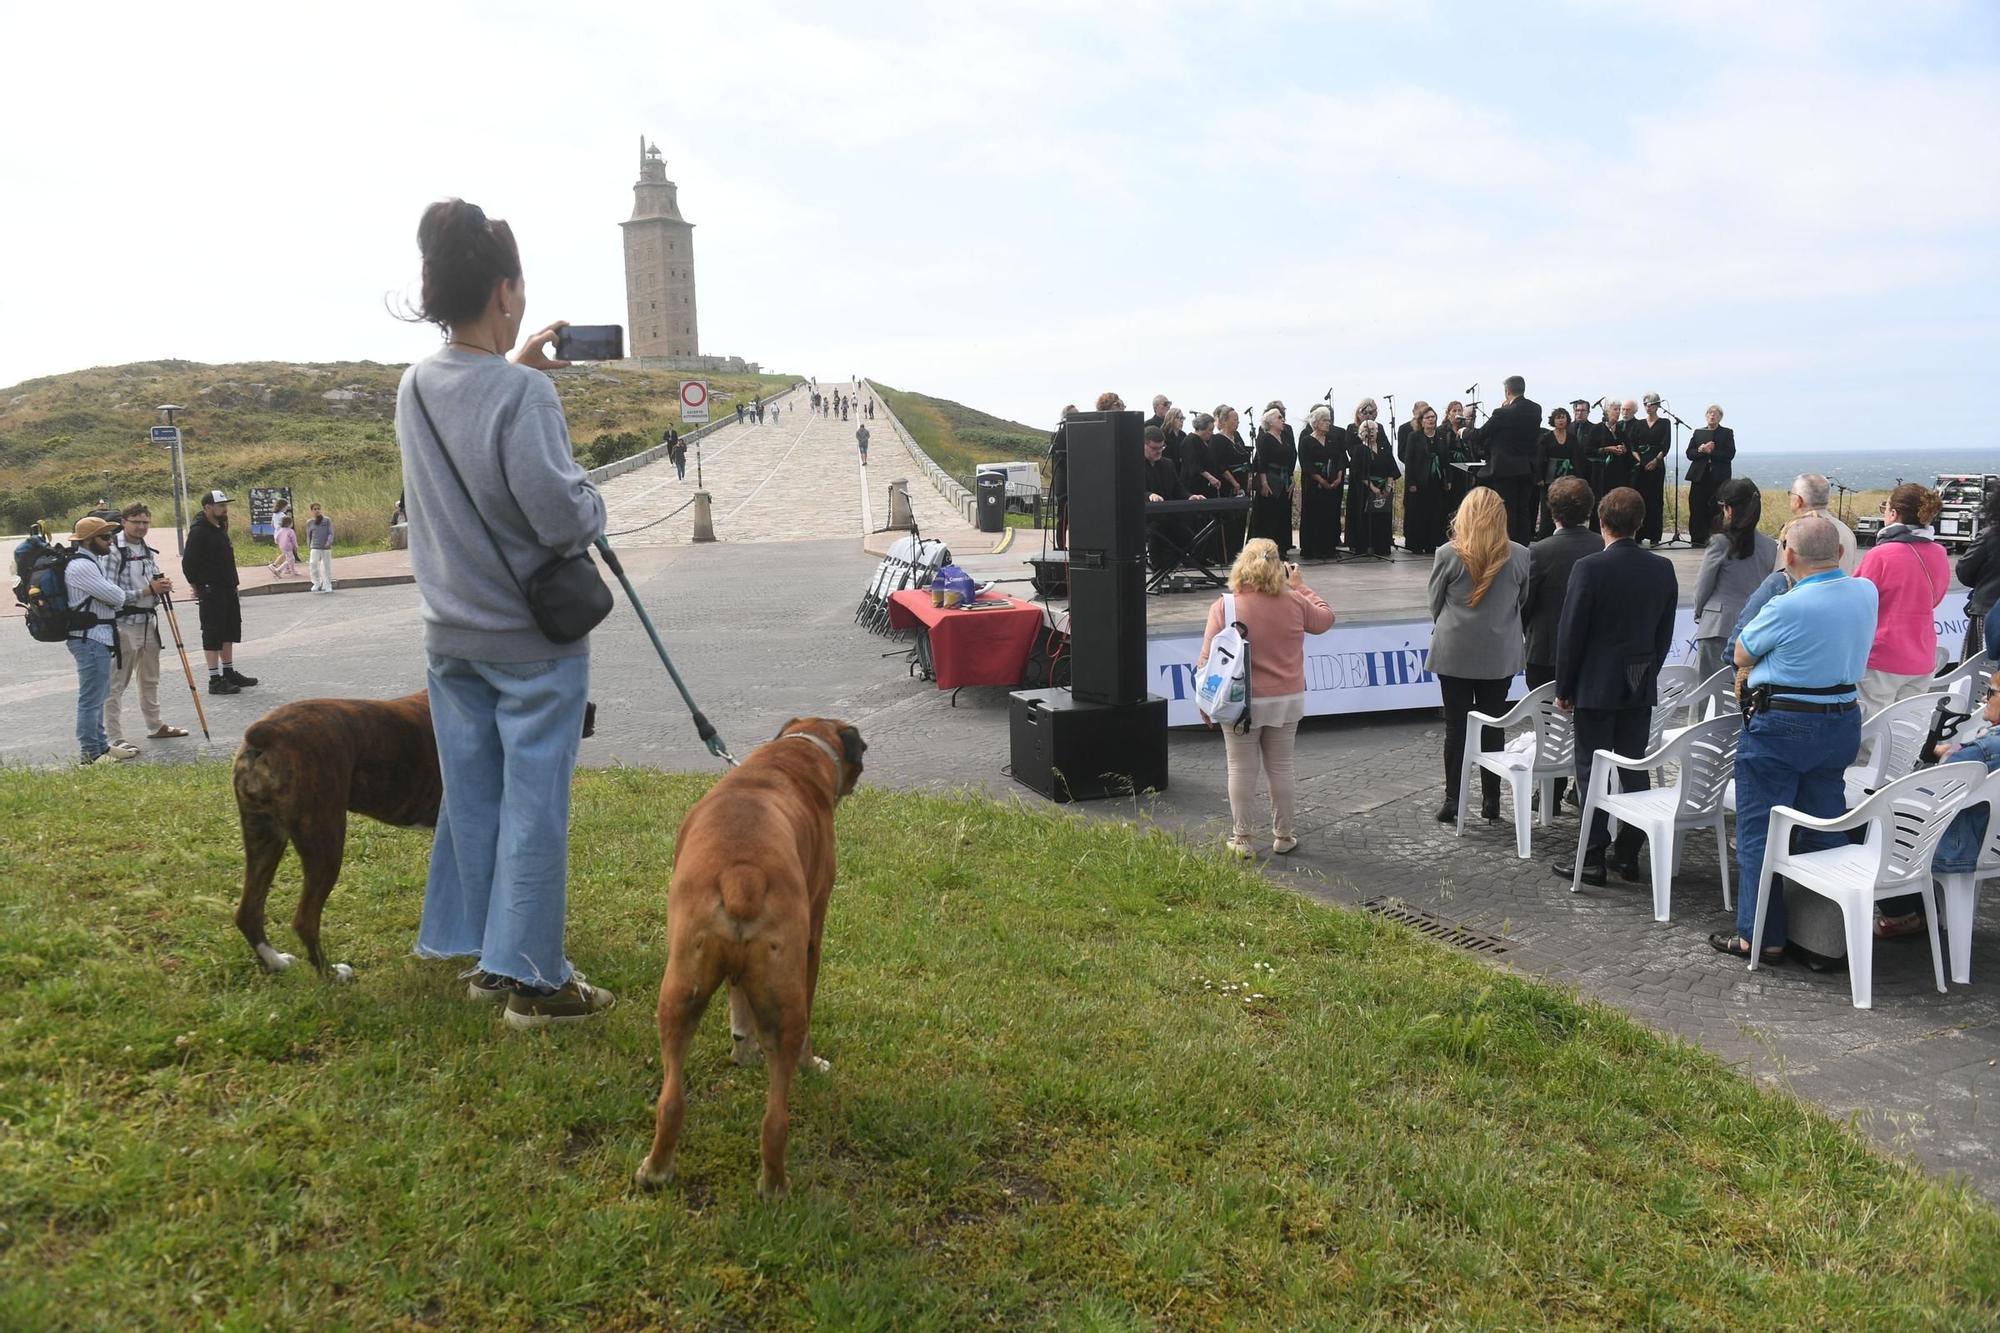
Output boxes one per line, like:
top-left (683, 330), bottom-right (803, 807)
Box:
top-left (1428, 488), bottom-right (1531, 824)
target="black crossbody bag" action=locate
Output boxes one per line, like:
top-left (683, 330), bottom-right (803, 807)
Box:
top-left (410, 379), bottom-right (612, 646)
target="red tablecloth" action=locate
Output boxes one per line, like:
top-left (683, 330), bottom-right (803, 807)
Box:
top-left (887, 590), bottom-right (1042, 689)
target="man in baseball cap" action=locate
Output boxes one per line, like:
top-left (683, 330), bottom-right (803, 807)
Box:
top-left (59, 516), bottom-right (172, 764)
top-left (178, 488), bottom-right (258, 695)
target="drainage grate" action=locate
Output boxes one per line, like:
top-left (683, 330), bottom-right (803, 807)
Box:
top-left (1361, 897), bottom-right (1514, 956)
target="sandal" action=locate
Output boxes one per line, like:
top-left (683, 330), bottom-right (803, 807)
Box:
top-left (150, 725), bottom-right (190, 739)
top-left (1707, 932), bottom-right (1785, 965)
top-left (1873, 912), bottom-right (1923, 940)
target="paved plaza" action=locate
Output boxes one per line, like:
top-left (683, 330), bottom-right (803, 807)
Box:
top-left (6, 416), bottom-right (1996, 1207)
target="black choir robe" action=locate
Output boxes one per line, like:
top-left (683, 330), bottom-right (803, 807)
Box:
top-left (1346, 436), bottom-right (1401, 555)
top-left (1535, 427), bottom-right (1591, 538)
top-left (1250, 428), bottom-right (1297, 554)
top-left (1297, 427), bottom-right (1349, 559)
top-left (1402, 428), bottom-right (1449, 553)
top-left (1685, 425), bottom-right (1736, 545)
top-left (1215, 429), bottom-right (1254, 554)
top-left (1631, 416), bottom-right (1670, 542)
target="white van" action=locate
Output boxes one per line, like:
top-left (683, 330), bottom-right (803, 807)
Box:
top-left (976, 461), bottom-right (1044, 510)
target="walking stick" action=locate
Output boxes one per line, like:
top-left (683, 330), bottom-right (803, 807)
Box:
top-left (157, 591), bottom-right (211, 741)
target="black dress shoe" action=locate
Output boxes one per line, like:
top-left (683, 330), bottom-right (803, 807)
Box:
top-left (1480, 798), bottom-right (1500, 822)
top-left (1607, 855), bottom-right (1644, 883)
top-left (1552, 855), bottom-right (1608, 886)
top-left (223, 667), bottom-right (258, 687)
top-left (1435, 800), bottom-right (1459, 824)
top-left (208, 676), bottom-right (240, 695)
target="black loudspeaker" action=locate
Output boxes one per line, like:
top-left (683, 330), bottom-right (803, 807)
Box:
top-left (1065, 411), bottom-right (1146, 560)
top-left (1067, 556), bottom-right (1148, 705)
top-left (1009, 688), bottom-right (1168, 803)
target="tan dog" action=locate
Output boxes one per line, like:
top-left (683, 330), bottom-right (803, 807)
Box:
top-left (636, 717), bottom-right (865, 1199)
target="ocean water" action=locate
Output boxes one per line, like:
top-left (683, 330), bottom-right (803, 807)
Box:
top-left (1740, 449), bottom-right (1997, 493)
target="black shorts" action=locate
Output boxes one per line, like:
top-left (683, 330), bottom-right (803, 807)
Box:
top-left (197, 587), bottom-right (242, 650)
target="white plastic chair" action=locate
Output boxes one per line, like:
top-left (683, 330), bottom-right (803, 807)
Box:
top-left (1569, 716), bottom-right (1741, 921)
top-left (1647, 665), bottom-right (1701, 758)
top-left (1934, 764), bottom-right (2000, 985)
top-left (1845, 692), bottom-right (1953, 805)
top-left (1456, 682), bottom-right (1576, 858)
top-left (1662, 667), bottom-right (1740, 749)
top-left (1933, 656), bottom-right (1991, 709)
top-left (1748, 762), bottom-right (1984, 1008)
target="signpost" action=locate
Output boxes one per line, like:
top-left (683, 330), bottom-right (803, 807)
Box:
top-left (679, 379), bottom-right (710, 424)
top-left (153, 410), bottom-right (190, 556)
top-left (248, 486), bottom-right (293, 542)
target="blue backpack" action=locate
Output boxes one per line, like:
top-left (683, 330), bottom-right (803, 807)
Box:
top-left (12, 533), bottom-right (100, 643)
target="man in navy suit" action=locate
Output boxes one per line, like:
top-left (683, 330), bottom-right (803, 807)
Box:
top-left (1476, 374), bottom-right (1543, 546)
top-left (1551, 487), bottom-right (1680, 884)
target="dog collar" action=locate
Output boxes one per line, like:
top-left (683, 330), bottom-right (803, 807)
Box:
top-left (777, 731), bottom-right (844, 784)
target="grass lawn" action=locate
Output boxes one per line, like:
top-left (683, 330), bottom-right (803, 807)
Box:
top-left (2, 765), bottom-right (1995, 1328)
top-left (870, 382), bottom-right (1048, 491)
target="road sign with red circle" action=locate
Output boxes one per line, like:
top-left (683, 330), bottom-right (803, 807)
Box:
top-left (679, 379), bottom-right (710, 424)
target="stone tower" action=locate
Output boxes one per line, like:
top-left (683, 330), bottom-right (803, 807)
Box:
top-left (621, 137), bottom-right (698, 358)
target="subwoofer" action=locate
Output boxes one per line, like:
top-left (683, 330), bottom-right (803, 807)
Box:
top-left (1064, 410), bottom-right (1145, 560)
top-left (1067, 556), bottom-right (1147, 705)
top-left (1009, 688), bottom-right (1168, 803)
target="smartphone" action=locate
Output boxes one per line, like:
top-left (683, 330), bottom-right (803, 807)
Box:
top-left (554, 324), bottom-right (624, 362)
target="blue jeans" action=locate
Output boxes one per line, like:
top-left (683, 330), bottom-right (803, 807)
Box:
top-left (1734, 705), bottom-right (1861, 947)
top-left (68, 638), bottom-right (114, 761)
top-left (415, 652), bottom-right (589, 988)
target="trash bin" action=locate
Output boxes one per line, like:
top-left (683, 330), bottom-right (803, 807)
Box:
top-left (976, 473), bottom-right (1007, 533)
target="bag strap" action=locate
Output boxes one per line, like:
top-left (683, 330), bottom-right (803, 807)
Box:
top-left (1223, 593), bottom-right (1235, 630)
top-left (1900, 538), bottom-right (1940, 606)
top-left (408, 375), bottom-right (533, 606)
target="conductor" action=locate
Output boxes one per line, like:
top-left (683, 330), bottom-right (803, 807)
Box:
top-left (1477, 375), bottom-right (1542, 546)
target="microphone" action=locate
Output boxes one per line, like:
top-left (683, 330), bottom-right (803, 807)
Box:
top-left (1465, 382), bottom-right (1478, 396)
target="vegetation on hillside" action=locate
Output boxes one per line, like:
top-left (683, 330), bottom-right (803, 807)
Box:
top-left (0, 360), bottom-right (796, 540)
top-left (871, 381), bottom-right (1048, 489)
top-left (3, 765), bottom-right (1995, 1328)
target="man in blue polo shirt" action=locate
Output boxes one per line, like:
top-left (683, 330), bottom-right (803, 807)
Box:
top-left (1711, 514), bottom-right (1878, 964)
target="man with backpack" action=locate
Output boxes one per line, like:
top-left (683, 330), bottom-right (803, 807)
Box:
top-left (54, 517), bottom-right (172, 765)
top-left (103, 503), bottom-right (189, 754)
top-left (180, 489), bottom-right (259, 696)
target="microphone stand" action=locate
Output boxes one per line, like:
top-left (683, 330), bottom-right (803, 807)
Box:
top-left (1662, 404), bottom-right (1697, 547)
top-left (1829, 479), bottom-right (1859, 528)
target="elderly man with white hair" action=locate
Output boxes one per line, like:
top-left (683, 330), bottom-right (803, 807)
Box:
top-left (1782, 473), bottom-right (1860, 575)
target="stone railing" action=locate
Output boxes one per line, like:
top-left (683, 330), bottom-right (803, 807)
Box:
top-left (585, 384), bottom-right (801, 484)
top-left (861, 379), bottom-right (976, 524)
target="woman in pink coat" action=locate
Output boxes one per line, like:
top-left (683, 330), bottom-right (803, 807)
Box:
top-left (1855, 483), bottom-right (1950, 717)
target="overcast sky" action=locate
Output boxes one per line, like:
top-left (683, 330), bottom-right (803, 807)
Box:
top-left (6, 1), bottom-right (1995, 455)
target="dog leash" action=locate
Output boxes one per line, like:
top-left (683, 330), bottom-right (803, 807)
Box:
top-left (593, 536), bottom-right (738, 767)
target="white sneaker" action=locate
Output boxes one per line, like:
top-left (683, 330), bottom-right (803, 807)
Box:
top-left (107, 740), bottom-right (140, 758)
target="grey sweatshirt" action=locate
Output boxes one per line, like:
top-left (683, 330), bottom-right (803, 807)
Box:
top-left (396, 348), bottom-right (606, 662)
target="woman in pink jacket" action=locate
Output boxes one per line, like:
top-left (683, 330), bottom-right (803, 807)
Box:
top-left (1197, 538), bottom-right (1336, 856)
top-left (1856, 483), bottom-right (1950, 938)
top-left (267, 512), bottom-right (301, 577)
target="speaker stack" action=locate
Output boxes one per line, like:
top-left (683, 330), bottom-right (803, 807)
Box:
top-left (1009, 410), bottom-right (1169, 803)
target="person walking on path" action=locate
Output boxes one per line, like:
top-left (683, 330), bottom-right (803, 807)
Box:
top-left (1428, 487), bottom-right (1531, 825)
top-left (1197, 539), bottom-right (1335, 857)
top-left (1691, 479), bottom-right (1779, 680)
top-left (104, 503), bottom-right (188, 752)
top-left (1709, 514), bottom-right (1876, 964)
top-left (267, 512), bottom-right (301, 578)
top-left (856, 422), bottom-right (870, 465)
top-left (1549, 486), bottom-right (1679, 885)
top-left (180, 490), bottom-right (258, 696)
top-left (1522, 477), bottom-right (1602, 811)
top-left (305, 502), bottom-right (336, 592)
top-left (394, 196), bottom-right (612, 1026)
top-left (61, 516), bottom-right (172, 765)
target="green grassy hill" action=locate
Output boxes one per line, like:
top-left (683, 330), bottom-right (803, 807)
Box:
top-left (870, 382), bottom-right (1048, 489)
top-left (0, 360), bottom-right (796, 551)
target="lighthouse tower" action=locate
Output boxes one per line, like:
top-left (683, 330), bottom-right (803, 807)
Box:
top-left (621, 137), bottom-right (698, 358)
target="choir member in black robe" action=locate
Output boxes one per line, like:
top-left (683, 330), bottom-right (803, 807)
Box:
top-left (1440, 401), bottom-right (1473, 525)
top-left (1402, 406), bottom-right (1448, 554)
top-left (1183, 411), bottom-right (1233, 563)
top-left (1144, 394), bottom-right (1169, 434)
top-left (1685, 404), bottom-right (1736, 545)
top-left (1250, 407), bottom-right (1296, 555)
top-left (1592, 397), bottom-right (1635, 522)
top-left (1297, 406), bottom-right (1349, 560)
top-left (1160, 406), bottom-right (1190, 472)
top-left (1346, 420), bottom-right (1401, 556)
top-left (1534, 407), bottom-right (1590, 539)
top-left (1632, 394), bottom-right (1671, 544)
top-left (1211, 406), bottom-right (1254, 555)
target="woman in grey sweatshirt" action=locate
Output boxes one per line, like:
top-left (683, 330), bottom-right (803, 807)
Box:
top-left (394, 198), bottom-right (612, 1027)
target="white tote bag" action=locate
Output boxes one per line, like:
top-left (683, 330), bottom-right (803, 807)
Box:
top-left (1194, 593), bottom-right (1252, 731)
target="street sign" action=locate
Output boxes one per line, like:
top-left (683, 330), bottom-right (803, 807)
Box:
top-left (679, 379), bottom-right (710, 424)
top-left (151, 425), bottom-right (181, 448)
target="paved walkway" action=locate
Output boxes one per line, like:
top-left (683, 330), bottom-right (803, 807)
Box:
top-left (597, 382), bottom-right (984, 553)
